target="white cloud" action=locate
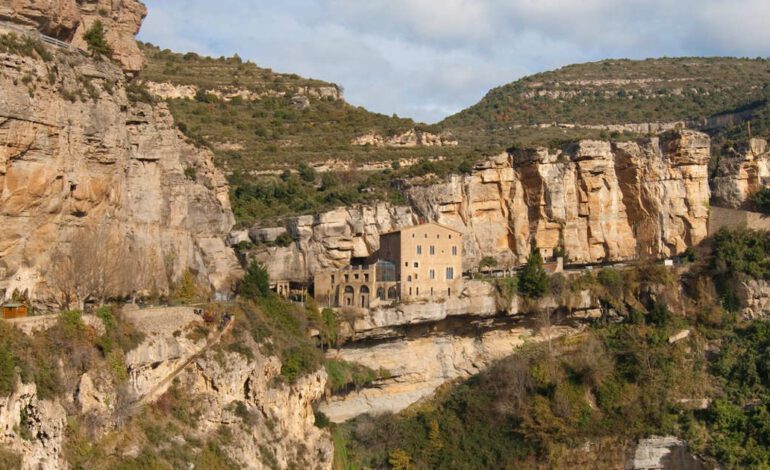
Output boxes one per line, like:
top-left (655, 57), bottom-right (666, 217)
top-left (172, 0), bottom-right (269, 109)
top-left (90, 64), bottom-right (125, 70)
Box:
top-left (137, 0), bottom-right (769, 123)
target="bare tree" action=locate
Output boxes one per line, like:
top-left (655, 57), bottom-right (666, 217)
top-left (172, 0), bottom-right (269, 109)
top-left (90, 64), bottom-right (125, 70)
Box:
top-left (48, 223), bottom-right (138, 309)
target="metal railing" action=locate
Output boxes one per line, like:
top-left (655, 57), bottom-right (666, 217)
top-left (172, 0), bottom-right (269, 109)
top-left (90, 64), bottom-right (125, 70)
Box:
top-left (0, 20), bottom-right (88, 55)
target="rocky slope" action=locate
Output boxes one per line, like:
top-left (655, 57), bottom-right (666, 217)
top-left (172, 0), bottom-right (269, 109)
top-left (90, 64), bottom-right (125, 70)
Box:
top-left (0, 379), bottom-right (66, 469)
top-left (245, 130), bottom-right (710, 281)
top-left (712, 138), bottom-right (770, 208)
top-left (1, 306), bottom-right (333, 469)
top-left (0, 8), bottom-right (239, 307)
top-left (0, 0), bottom-right (146, 74)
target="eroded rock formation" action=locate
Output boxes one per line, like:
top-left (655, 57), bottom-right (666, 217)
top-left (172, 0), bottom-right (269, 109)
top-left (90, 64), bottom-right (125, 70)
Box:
top-left (0, 25), bottom-right (238, 306)
top-left (352, 129), bottom-right (458, 147)
top-left (0, 379), bottom-right (67, 469)
top-left (712, 138), bottom-right (770, 208)
top-left (249, 130), bottom-right (710, 281)
top-left (2, 0), bottom-right (147, 74)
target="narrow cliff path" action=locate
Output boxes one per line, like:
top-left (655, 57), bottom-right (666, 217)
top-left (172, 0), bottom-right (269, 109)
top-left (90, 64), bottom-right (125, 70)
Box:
top-left (129, 318), bottom-right (234, 412)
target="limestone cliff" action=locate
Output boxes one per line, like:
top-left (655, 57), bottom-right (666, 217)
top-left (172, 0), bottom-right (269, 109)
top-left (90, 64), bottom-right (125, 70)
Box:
top-left (319, 280), bottom-right (600, 422)
top-left (711, 138), bottom-right (770, 208)
top-left (246, 130), bottom-right (710, 281)
top-left (0, 27), bottom-right (238, 306)
top-left (0, 379), bottom-right (67, 469)
top-left (1, 0), bottom-right (146, 74)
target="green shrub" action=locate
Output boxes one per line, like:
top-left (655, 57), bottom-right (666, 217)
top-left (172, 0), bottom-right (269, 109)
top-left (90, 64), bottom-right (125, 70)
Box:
top-left (479, 256), bottom-right (497, 272)
top-left (273, 232), bottom-right (293, 247)
top-left (238, 262), bottom-right (271, 301)
top-left (280, 345), bottom-right (321, 383)
top-left (0, 345), bottom-right (16, 395)
top-left (184, 166), bottom-right (197, 181)
top-left (298, 163), bottom-right (316, 182)
top-left (752, 187), bottom-right (770, 214)
top-left (324, 359), bottom-right (381, 393)
top-left (83, 20), bottom-right (112, 57)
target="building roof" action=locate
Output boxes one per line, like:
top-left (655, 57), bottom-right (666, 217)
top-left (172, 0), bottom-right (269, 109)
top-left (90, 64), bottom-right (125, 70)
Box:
top-left (381, 221), bottom-right (463, 236)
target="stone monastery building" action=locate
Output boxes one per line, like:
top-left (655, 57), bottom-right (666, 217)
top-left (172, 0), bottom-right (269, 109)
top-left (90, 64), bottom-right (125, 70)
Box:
top-left (313, 223), bottom-right (463, 309)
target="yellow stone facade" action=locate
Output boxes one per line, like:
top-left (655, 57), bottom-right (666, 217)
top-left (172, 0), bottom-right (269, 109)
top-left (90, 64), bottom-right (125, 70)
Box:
top-left (313, 222), bottom-right (463, 308)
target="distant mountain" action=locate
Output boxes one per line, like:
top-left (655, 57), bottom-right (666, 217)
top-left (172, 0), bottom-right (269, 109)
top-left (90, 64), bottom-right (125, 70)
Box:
top-left (441, 57), bottom-right (770, 149)
top-left (138, 43), bottom-right (456, 173)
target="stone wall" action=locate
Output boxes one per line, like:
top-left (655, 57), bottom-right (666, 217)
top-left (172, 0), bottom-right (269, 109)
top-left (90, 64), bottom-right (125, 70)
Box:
top-left (708, 206), bottom-right (770, 234)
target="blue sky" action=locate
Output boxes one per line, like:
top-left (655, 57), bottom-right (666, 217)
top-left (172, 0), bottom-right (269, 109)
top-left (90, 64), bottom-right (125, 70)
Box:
top-left (138, 0), bottom-right (770, 123)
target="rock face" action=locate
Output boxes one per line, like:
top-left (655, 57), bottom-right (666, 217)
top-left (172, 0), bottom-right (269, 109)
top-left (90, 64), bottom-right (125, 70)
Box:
top-left (352, 129), bottom-right (458, 147)
top-left (630, 436), bottom-right (705, 470)
top-left (411, 130), bottom-right (710, 267)
top-left (252, 130), bottom-right (710, 281)
top-left (320, 324), bottom-right (583, 422)
top-left (251, 204), bottom-right (418, 282)
top-left (737, 278), bottom-right (770, 319)
top-left (182, 348), bottom-right (333, 469)
top-left (0, 36), bottom-right (238, 306)
top-left (320, 282), bottom-right (600, 422)
top-left (2, 0), bottom-right (147, 74)
top-left (0, 0), bottom-right (80, 40)
top-left (124, 306), bottom-right (333, 468)
top-left (712, 138), bottom-right (770, 208)
top-left (0, 379), bottom-right (67, 470)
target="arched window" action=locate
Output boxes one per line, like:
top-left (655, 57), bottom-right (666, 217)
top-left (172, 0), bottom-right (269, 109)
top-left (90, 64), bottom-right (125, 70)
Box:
top-left (407, 275), bottom-right (412, 282)
top-left (359, 285), bottom-right (370, 308)
top-left (387, 286), bottom-right (398, 299)
top-left (343, 285), bottom-right (355, 306)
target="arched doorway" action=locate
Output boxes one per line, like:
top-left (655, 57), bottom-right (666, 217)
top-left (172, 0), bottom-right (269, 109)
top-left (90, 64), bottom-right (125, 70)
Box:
top-left (387, 286), bottom-right (398, 299)
top-left (343, 286), bottom-right (355, 306)
top-left (360, 285), bottom-right (370, 308)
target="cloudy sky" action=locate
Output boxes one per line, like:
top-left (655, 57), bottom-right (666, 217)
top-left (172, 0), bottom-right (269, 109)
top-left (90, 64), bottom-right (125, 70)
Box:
top-left (138, 0), bottom-right (770, 123)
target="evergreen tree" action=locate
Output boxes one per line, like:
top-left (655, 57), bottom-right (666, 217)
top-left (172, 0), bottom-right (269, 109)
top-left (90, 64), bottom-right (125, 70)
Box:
top-left (238, 262), bottom-right (271, 300)
top-left (83, 20), bottom-right (113, 57)
top-left (519, 246), bottom-right (548, 299)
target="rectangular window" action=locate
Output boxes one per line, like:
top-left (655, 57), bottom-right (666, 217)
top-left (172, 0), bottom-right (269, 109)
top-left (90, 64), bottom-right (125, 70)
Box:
top-left (331, 275), bottom-right (335, 284)
top-left (364, 273), bottom-right (369, 282)
top-left (429, 245), bottom-right (435, 255)
top-left (354, 273), bottom-right (359, 280)
top-left (446, 267), bottom-right (454, 280)
top-left (452, 246), bottom-right (457, 256)
top-left (417, 245), bottom-right (422, 255)
top-left (416, 287), bottom-right (419, 296)
top-left (344, 274), bottom-right (349, 282)
top-left (414, 262), bottom-right (419, 268)
top-left (429, 269), bottom-right (435, 280)
top-left (405, 262), bottom-right (409, 267)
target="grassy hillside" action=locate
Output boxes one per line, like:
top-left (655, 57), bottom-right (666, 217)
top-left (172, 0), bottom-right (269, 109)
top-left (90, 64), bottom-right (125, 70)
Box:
top-left (138, 43), bottom-right (464, 172)
top-left (138, 43), bottom-right (476, 224)
top-left (442, 57), bottom-right (770, 150)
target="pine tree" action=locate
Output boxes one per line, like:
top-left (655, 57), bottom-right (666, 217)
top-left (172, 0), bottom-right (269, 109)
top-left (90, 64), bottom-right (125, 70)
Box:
top-left (238, 262), bottom-right (271, 300)
top-left (519, 245), bottom-right (548, 299)
top-left (83, 20), bottom-right (113, 57)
